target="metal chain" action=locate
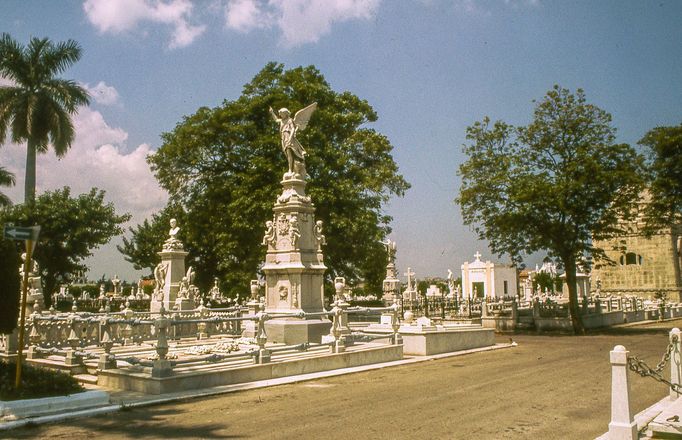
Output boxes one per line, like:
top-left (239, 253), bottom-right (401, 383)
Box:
top-left (628, 356), bottom-right (682, 392)
top-left (627, 335), bottom-right (680, 391)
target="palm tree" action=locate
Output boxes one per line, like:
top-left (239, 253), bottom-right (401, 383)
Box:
top-left (0, 166), bottom-right (14, 208)
top-left (0, 33), bottom-right (90, 204)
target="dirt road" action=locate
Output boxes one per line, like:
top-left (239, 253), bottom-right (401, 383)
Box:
top-left (6, 321), bottom-right (677, 440)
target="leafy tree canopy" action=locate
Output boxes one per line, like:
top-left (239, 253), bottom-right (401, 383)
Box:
top-left (456, 85), bottom-right (644, 333)
top-left (638, 122), bottom-right (682, 232)
top-left (1, 187), bottom-right (131, 304)
top-left (121, 63), bottom-right (409, 297)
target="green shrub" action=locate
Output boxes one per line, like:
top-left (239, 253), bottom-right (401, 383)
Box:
top-left (0, 361), bottom-right (84, 401)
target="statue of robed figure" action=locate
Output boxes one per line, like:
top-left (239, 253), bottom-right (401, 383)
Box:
top-left (269, 102), bottom-right (317, 178)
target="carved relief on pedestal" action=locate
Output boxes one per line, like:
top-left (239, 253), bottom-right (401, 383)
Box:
top-left (277, 214), bottom-right (289, 235)
top-left (292, 283), bottom-right (299, 308)
top-left (289, 214), bottom-right (301, 249)
top-left (279, 285), bottom-right (289, 301)
top-left (277, 188), bottom-right (311, 204)
top-left (262, 220), bottom-right (276, 248)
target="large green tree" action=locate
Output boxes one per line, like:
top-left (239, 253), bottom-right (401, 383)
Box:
top-left (0, 33), bottom-right (89, 204)
top-left (1, 187), bottom-right (130, 304)
top-left (0, 166), bottom-right (14, 208)
top-left (457, 86), bottom-right (644, 333)
top-left (638, 123), bottom-right (682, 232)
top-left (121, 63), bottom-right (409, 297)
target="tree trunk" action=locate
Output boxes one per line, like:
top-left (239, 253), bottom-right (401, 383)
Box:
top-left (563, 254), bottom-right (585, 335)
top-left (24, 138), bottom-right (37, 205)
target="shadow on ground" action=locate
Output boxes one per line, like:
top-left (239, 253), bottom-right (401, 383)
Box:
top-left (10, 405), bottom-right (243, 439)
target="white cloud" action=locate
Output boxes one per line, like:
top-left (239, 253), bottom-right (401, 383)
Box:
top-left (82, 81), bottom-right (121, 106)
top-left (224, 0), bottom-right (381, 47)
top-left (0, 106), bottom-right (168, 225)
top-left (225, 0), bottom-right (272, 32)
top-left (83, 0), bottom-right (206, 49)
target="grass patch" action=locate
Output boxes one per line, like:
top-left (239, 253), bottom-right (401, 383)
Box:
top-left (0, 361), bottom-right (84, 401)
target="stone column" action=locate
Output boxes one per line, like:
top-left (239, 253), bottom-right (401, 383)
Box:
top-left (261, 174), bottom-right (331, 344)
top-left (608, 345), bottom-right (637, 440)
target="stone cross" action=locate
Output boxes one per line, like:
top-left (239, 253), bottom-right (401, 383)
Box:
top-left (404, 267), bottom-right (415, 291)
top-left (474, 251), bottom-right (482, 261)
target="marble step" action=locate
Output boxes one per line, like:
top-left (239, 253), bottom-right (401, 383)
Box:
top-left (648, 397), bottom-right (682, 438)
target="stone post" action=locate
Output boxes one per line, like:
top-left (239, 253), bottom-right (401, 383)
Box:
top-left (151, 305), bottom-right (172, 378)
top-left (391, 303), bottom-right (402, 345)
top-left (329, 306), bottom-right (346, 354)
top-left (98, 317), bottom-right (116, 370)
top-left (670, 328), bottom-right (682, 400)
top-left (196, 301), bottom-right (209, 340)
top-left (481, 301), bottom-right (489, 318)
top-left (608, 345), bottom-right (638, 440)
top-left (255, 312), bottom-right (271, 364)
top-left (242, 280), bottom-right (262, 339)
top-left (334, 277), bottom-right (352, 345)
top-left (64, 314), bottom-right (81, 368)
top-left (3, 329), bottom-right (19, 356)
top-left (121, 303), bottom-right (134, 346)
top-left (27, 312), bottom-right (40, 359)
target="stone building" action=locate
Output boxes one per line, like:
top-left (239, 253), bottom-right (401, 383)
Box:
top-left (591, 196), bottom-right (682, 301)
top-left (460, 252), bottom-right (518, 300)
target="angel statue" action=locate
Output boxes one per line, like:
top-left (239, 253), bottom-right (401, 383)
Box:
top-left (269, 102), bottom-right (317, 178)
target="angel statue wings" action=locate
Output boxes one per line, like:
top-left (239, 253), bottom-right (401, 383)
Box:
top-left (269, 102), bottom-right (317, 178)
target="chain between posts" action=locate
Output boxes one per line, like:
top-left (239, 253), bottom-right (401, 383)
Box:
top-left (627, 334), bottom-right (681, 392)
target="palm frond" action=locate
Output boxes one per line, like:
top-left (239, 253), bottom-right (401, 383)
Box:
top-left (41, 39), bottom-right (83, 76)
top-left (0, 166), bottom-right (15, 208)
top-left (44, 78), bottom-right (90, 112)
top-left (48, 103), bottom-right (75, 156)
top-left (0, 33), bottom-right (29, 85)
top-left (0, 166), bottom-right (15, 187)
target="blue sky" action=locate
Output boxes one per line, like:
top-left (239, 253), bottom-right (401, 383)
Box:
top-left (1, 0), bottom-right (681, 283)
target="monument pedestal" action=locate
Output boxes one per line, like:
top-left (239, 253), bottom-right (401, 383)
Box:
top-left (150, 248), bottom-right (189, 313)
top-left (261, 175), bottom-right (331, 343)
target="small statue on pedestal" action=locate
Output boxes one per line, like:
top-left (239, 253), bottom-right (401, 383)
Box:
top-left (163, 218), bottom-right (184, 251)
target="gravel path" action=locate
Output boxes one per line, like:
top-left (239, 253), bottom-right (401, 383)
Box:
top-left (7, 320), bottom-right (678, 440)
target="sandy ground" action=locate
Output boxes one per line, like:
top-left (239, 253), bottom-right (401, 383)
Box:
top-left (5, 320), bottom-right (679, 440)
